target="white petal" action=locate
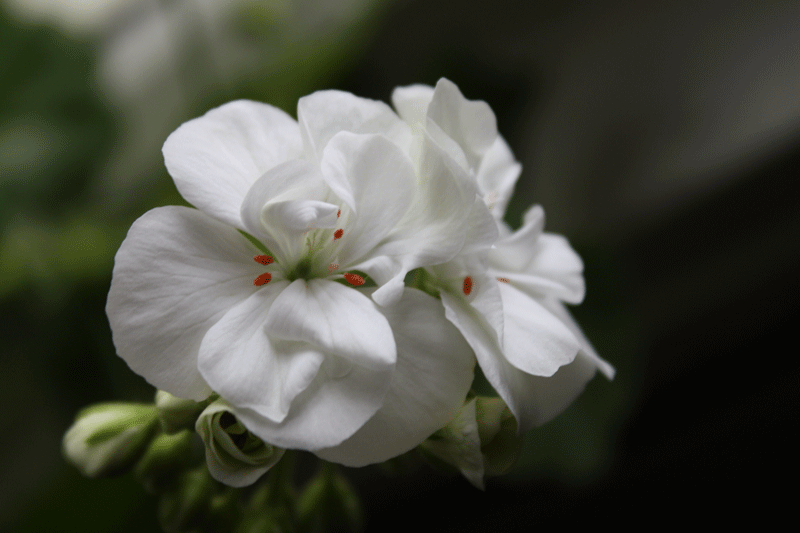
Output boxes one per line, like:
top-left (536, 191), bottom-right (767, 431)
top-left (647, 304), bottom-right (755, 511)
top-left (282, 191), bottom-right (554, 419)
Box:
top-left (106, 206), bottom-right (265, 400)
top-left (262, 199), bottom-right (339, 233)
top-left (264, 279), bottom-right (396, 371)
top-left (368, 132), bottom-right (478, 306)
top-left (539, 299), bottom-right (615, 380)
top-left (440, 293), bottom-right (536, 431)
top-left (315, 288), bottom-right (475, 466)
top-left (499, 282), bottom-right (580, 377)
top-left (239, 159), bottom-right (330, 260)
top-left (297, 90), bottom-right (412, 162)
top-left (198, 284), bottom-right (326, 424)
top-left (525, 233), bottom-right (585, 303)
top-left (320, 132), bottom-right (415, 266)
top-left (439, 275), bottom-right (504, 363)
top-left (232, 355), bottom-right (393, 450)
top-left (490, 205), bottom-right (585, 304)
top-left (489, 205), bottom-right (544, 272)
top-left (476, 136), bottom-right (521, 220)
top-left (441, 281), bottom-right (581, 432)
top-left (391, 83), bottom-right (435, 125)
top-left (163, 100), bottom-right (302, 230)
top-left (459, 195), bottom-right (501, 259)
top-left (498, 349), bottom-right (609, 429)
top-left (492, 271), bottom-right (585, 305)
top-left (427, 78), bottom-right (498, 171)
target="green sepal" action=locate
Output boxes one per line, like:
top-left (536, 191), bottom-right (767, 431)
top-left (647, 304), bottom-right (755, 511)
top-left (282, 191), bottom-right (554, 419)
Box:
top-left (297, 463), bottom-right (363, 533)
top-left (157, 465), bottom-right (214, 533)
top-left (134, 429), bottom-right (201, 493)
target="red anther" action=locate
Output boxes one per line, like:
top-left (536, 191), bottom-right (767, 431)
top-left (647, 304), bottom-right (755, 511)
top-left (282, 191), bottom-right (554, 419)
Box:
top-left (328, 262), bottom-right (339, 272)
top-left (496, 277), bottom-right (510, 283)
top-left (254, 273), bottom-right (272, 286)
top-left (254, 255), bottom-right (274, 265)
top-left (462, 276), bottom-right (473, 296)
top-left (337, 209), bottom-right (341, 218)
top-left (333, 229), bottom-right (344, 241)
top-left (343, 273), bottom-right (365, 286)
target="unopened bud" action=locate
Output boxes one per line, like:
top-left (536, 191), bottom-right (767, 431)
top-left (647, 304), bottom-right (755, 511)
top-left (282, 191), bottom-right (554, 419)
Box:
top-left (419, 397), bottom-right (485, 488)
top-left (420, 396), bottom-right (523, 489)
top-left (134, 429), bottom-right (199, 492)
top-left (62, 402), bottom-right (157, 478)
top-left (155, 390), bottom-right (207, 434)
top-left (474, 396), bottom-right (522, 476)
top-left (196, 399), bottom-right (284, 487)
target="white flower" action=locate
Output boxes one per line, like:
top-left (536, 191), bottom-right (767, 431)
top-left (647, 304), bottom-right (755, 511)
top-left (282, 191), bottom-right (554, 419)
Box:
top-left (106, 92), bottom-right (476, 467)
top-left (392, 79), bottom-right (614, 431)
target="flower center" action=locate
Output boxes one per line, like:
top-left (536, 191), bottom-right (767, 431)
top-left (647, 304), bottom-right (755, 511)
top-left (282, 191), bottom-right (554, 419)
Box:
top-left (249, 210), bottom-right (367, 287)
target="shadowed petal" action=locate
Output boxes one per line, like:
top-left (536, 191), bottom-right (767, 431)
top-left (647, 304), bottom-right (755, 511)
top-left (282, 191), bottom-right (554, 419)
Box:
top-left (232, 354), bottom-right (393, 450)
top-left (499, 282), bottom-right (580, 377)
top-left (441, 281), bottom-right (581, 432)
top-left (315, 288), bottom-right (474, 466)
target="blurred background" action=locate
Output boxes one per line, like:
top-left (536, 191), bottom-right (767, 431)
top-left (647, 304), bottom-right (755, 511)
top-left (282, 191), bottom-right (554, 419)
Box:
top-left (2, 0), bottom-right (798, 530)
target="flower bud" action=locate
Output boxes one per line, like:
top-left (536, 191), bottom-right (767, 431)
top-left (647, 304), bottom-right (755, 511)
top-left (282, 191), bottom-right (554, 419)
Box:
top-left (196, 399), bottom-right (284, 487)
top-left (474, 396), bottom-right (522, 476)
top-left (420, 396), bottom-right (523, 489)
top-left (154, 390), bottom-right (207, 434)
top-left (419, 397), bottom-right (485, 488)
top-left (134, 429), bottom-right (199, 492)
top-left (62, 402), bottom-right (158, 478)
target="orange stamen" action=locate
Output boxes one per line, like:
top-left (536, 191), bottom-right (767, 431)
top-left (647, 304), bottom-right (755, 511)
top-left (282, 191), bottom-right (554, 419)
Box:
top-left (343, 273), bottom-right (365, 286)
top-left (462, 276), bottom-right (473, 296)
top-left (254, 273), bottom-right (272, 286)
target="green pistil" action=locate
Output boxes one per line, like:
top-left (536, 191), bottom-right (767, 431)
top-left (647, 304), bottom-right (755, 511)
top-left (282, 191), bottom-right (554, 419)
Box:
top-left (285, 257), bottom-right (314, 282)
top-left (406, 268), bottom-right (440, 299)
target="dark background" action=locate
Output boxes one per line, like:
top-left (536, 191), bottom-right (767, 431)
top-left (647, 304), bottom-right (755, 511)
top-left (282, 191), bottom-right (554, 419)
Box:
top-left (2, 0), bottom-right (798, 530)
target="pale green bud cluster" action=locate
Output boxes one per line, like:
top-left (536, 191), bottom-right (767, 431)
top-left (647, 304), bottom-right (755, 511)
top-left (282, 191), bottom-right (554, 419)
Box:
top-left (62, 391), bottom-right (364, 533)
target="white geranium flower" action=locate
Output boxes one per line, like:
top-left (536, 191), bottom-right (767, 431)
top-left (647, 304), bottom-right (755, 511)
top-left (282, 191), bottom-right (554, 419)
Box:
top-left (393, 78), bottom-right (614, 431)
top-left (106, 92), bottom-right (476, 466)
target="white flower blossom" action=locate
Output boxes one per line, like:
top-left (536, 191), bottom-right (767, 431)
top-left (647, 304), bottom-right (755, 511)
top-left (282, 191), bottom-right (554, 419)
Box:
top-left (392, 79), bottom-right (614, 431)
top-left (106, 91), bottom-right (476, 467)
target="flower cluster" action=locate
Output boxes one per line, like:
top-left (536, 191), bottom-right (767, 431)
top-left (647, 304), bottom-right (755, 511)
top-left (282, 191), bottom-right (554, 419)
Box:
top-left (104, 78), bottom-right (613, 486)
